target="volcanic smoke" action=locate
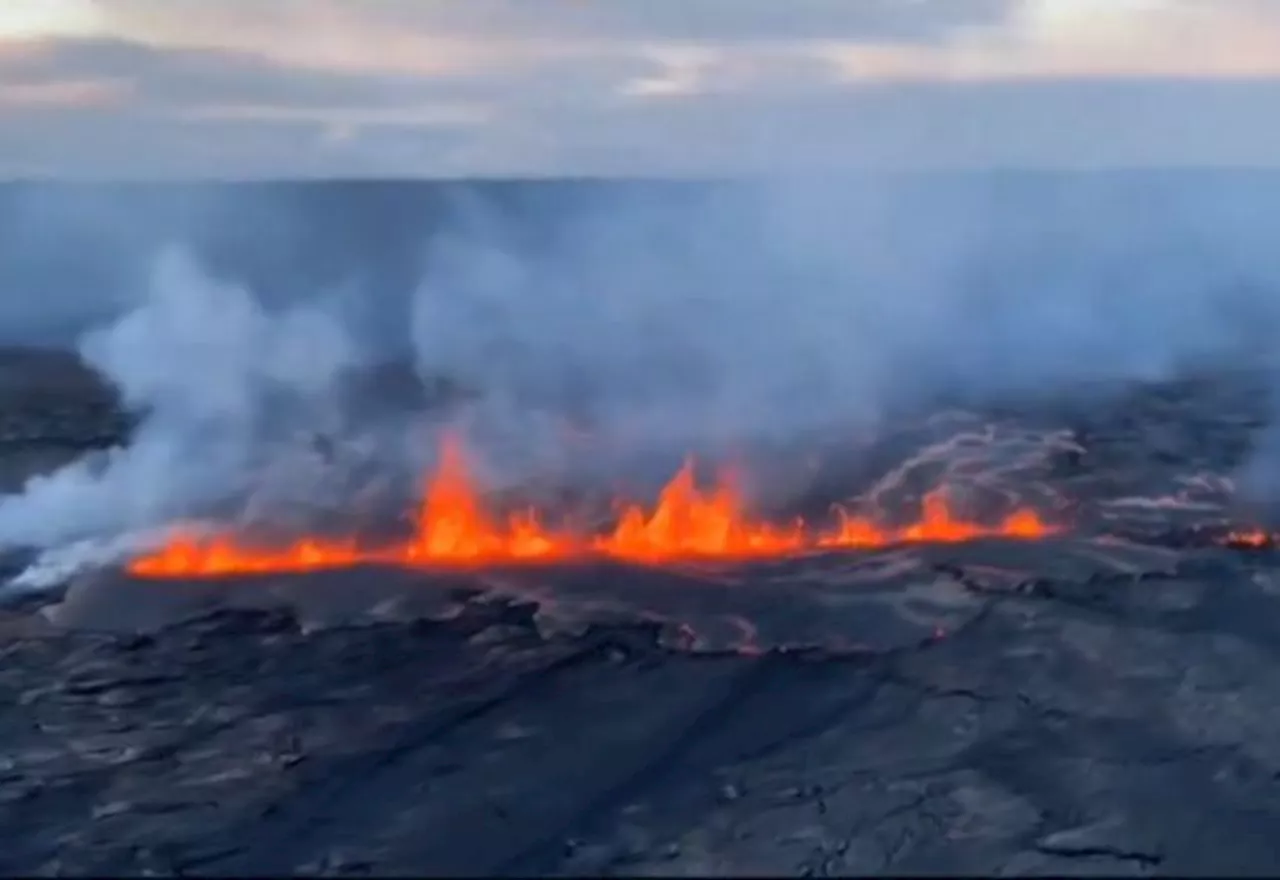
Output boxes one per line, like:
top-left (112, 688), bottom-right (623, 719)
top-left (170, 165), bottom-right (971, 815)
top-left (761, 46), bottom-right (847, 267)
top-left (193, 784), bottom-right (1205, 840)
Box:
top-left (127, 432), bottom-right (1058, 578)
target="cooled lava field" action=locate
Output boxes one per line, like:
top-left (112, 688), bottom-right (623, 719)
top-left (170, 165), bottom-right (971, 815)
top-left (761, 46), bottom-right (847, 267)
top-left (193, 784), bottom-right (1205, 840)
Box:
top-left (5, 349), bottom-right (1280, 876)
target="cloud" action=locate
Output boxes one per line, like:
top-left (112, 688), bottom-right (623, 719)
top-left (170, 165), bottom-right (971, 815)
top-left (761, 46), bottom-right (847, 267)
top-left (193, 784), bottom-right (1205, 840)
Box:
top-left (360, 0), bottom-right (1014, 43)
top-left (0, 38), bottom-right (486, 113)
top-left (0, 37), bottom-right (506, 175)
top-left (6, 35), bottom-right (1280, 176)
top-left (515, 78), bottom-right (1280, 173)
top-left (110, 0), bottom-right (1015, 49)
top-left (0, 77), bottom-right (124, 109)
top-left (3, 1), bottom-right (1280, 175)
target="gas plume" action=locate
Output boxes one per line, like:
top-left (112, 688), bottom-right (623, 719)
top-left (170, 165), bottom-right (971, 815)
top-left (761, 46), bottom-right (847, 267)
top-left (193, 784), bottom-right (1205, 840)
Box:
top-left (1, 175), bottom-right (1279, 571)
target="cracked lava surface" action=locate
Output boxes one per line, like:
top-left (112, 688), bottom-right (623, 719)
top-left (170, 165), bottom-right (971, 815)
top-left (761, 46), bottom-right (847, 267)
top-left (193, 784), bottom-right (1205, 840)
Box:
top-left (11, 359), bottom-right (1280, 875)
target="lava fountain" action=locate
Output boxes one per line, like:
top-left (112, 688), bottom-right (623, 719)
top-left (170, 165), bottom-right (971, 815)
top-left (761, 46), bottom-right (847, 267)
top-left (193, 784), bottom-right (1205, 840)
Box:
top-left (127, 433), bottom-right (1060, 578)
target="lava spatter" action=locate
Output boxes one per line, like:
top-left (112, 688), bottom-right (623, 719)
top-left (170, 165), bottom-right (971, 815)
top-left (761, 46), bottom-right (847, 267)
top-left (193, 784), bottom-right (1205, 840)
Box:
top-left (818, 488), bottom-right (1054, 549)
top-left (126, 434), bottom-right (1060, 578)
top-left (403, 433), bottom-right (576, 565)
top-left (593, 459), bottom-right (808, 562)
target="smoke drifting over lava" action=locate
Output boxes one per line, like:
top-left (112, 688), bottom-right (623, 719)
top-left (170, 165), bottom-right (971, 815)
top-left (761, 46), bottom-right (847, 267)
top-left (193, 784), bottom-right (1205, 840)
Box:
top-left (126, 430), bottom-right (1055, 579)
top-left (3, 176), bottom-right (1280, 577)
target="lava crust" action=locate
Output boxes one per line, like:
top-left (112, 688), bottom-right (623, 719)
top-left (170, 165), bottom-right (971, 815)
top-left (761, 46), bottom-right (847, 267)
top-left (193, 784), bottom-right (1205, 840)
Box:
top-left (7, 358), bottom-right (1280, 875)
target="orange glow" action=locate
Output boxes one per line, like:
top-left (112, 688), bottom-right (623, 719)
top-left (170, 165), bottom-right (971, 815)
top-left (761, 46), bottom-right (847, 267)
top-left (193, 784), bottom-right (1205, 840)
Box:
top-left (127, 532), bottom-right (368, 578)
top-left (403, 433), bottom-right (575, 564)
top-left (817, 488), bottom-right (1055, 550)
top-left (592, 459), bottom-right (807, 562)
top-left (126, 434), bottom-right (1060, 579)
top-left (1225, 529), bottom-right (1275, 549)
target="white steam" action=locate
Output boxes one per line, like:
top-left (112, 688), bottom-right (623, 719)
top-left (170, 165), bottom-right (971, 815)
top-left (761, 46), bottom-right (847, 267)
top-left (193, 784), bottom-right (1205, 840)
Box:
top-left (409, 180), bottom-right (1280, 451)
top-left (4, 176), bottom-right (1280, 585)
top-left (0, 247), bottom-right (357, 550)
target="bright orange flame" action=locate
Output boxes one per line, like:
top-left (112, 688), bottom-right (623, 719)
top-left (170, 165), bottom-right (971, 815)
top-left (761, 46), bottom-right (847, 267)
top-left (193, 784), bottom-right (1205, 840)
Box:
top-left (404, 433), bottom-right (575, 564)
top-left (593, 459), bottom-right (806, 562)
top-left (126, 435), bottom-right (1059, 579)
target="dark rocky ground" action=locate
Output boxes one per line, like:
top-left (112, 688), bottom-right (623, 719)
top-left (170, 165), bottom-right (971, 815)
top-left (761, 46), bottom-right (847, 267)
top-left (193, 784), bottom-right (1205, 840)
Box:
top-left (5, 351), bottom-right (1280, 876)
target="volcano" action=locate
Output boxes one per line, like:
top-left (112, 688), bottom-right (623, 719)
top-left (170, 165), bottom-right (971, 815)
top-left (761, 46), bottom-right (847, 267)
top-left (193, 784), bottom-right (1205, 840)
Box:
top-left (10, 349), bottom-right (1280, 876)
top-left (12, 170), bottom-right (1280, 877)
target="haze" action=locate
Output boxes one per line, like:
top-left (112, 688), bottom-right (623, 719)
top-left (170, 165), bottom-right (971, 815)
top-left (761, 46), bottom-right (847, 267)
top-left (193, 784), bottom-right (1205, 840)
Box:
top-left (3, 0), bottom-right (1280, 176)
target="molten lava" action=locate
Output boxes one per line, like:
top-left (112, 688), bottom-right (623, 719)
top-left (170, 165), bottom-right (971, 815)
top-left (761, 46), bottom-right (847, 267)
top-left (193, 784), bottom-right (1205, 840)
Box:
top-left (819, 489), bottom-right (1052, 549)
top-left (1225, 529), bottom-right (1276, 550)
top-left (594, 460), bottom-right (807, 562)
top-left (404, 434), bottom-right (575, 564)
top-left (127, 435), bottom-right (1059, 578)
top-left (128, 534), bottom-right (367, 578)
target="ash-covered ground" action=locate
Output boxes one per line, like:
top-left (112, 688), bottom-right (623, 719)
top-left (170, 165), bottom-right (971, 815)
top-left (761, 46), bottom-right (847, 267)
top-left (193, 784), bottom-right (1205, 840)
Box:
top-left (4, 350), bottom-right (1280, 876)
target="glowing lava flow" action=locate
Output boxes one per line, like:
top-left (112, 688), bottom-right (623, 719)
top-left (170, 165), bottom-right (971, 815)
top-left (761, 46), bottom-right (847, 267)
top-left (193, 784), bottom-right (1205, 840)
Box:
top-left (403, 434), bottom-right (575, 564)
top-left (127, 436), bottom-right (1059, 578)
top-left (817, 489), bottom-right (1052, 549)
top-left (1225, 529), bottom-right (1276, 550)
top-left (593, 460), bottom-right (806, 562)
top-left (127, 534), bottom-right (367, 578)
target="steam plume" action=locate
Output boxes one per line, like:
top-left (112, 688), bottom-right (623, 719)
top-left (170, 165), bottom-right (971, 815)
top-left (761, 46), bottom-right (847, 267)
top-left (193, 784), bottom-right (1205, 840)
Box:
top-left (3, 176), bottom-right (1280, 572)
top-left (0, 247), bottom-right (358, 550)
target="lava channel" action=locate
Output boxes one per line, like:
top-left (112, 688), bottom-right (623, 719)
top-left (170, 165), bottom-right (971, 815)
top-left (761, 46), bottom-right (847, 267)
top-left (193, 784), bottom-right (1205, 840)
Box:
top-left (128, 433), bottom-right (1060, 578)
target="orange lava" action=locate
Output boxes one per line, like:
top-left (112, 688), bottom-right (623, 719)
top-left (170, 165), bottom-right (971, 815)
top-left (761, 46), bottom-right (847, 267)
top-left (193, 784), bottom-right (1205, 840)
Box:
top-left (593, 459), bottom-right (807, 562)
top-left (1225, 529), bottom-right (1275, 550)
top-left (127, 534), bottom-right (368, 578)
top-left (818, 489), bottom-right (1054, 550)
top-left (404, 434), bottom-right (576, 564)
top-left (127, 435), bottom-right (1060, 578)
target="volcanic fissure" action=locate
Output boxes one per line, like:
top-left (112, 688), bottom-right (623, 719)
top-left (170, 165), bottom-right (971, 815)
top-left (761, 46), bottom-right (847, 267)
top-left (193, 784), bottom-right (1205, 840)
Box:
top-left (128, 432), bottom-right (1060, 578)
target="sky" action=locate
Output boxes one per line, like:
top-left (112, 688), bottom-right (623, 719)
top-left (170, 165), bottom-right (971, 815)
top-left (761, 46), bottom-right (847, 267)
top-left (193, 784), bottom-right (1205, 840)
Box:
top-left (2, 0), bottom-right (1280, 177)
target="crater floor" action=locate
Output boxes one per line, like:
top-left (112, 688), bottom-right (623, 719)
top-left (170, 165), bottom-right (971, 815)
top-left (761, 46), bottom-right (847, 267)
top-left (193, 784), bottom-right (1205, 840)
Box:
top-left (4, 353), bottom-right (1280, 875)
